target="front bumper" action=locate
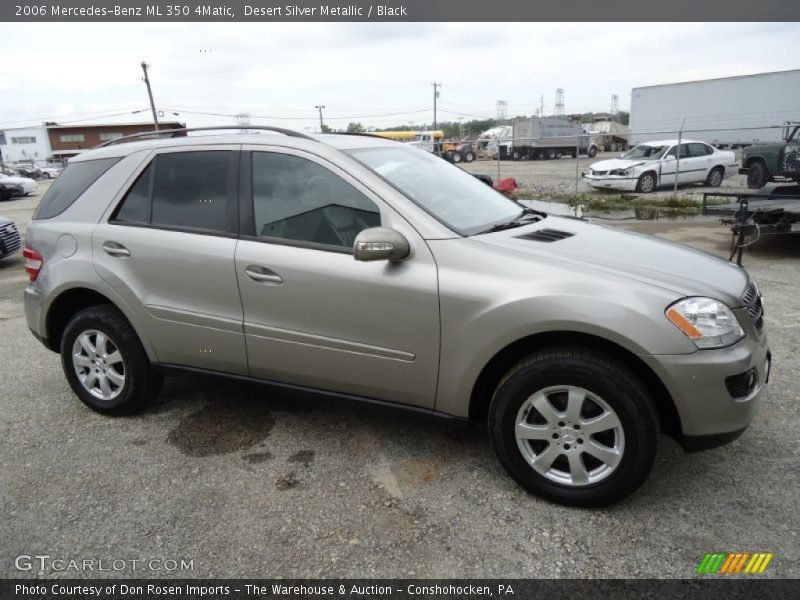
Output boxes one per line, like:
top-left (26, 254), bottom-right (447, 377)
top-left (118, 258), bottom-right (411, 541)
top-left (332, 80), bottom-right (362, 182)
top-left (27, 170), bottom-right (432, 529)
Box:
top-left (639, 329), bottom-right (770, 451)
top-left (582, 174), bottom-right (639, 191)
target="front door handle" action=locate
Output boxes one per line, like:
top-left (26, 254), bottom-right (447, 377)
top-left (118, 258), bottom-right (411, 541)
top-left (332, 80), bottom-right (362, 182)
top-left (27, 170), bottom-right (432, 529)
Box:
top-left (102, 241), bottom-right (131, 258)
top-left (244, 266), bottom-right (283, 285)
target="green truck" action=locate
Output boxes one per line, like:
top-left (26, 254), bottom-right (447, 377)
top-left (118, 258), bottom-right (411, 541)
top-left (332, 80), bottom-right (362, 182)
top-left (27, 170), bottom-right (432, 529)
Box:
top-left (740, 122), bottom-right (800, 189)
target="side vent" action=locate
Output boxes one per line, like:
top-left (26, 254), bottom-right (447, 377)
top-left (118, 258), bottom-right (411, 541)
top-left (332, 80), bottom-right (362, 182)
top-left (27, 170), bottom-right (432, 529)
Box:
top-left (517, 229), bottom-right (575, 243)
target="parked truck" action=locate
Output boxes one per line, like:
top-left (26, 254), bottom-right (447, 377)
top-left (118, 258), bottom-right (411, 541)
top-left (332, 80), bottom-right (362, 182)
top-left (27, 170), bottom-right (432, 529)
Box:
top-left (740, 122), bottom-right (800, 189)
top-left (510, 117), bottom-right (598, 160)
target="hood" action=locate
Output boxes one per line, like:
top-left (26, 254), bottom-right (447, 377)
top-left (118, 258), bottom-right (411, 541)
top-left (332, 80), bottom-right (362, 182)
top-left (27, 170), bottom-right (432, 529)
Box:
top-left (474, 216), bottom-right (748, 305)
top-left (589, 158), bottom-right (650, 171)
top-left (0, 176), bottom-right (34, 185)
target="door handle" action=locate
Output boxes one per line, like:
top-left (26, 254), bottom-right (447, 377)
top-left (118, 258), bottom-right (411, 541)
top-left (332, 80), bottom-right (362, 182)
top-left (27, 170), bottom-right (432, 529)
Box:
top-left (244, 266), bottom-right (283, 284)
top-left (102, 241), bottom-right (131, 258)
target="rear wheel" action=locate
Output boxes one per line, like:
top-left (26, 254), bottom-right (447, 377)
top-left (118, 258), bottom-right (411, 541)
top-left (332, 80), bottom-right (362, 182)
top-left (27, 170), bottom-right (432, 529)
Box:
top-left (452, 151), bottom-right (462, 163)
top-left (706, 166), bottom-right (724, 187)
top-left (489, 348), bottom-right (658, 507)
top-left (61, 305), bottom-right (162, 415)
top-left (746, 162), bottom-right (768, 189)
top-left (587, 146), bottom-right (598, 158)
top-left (464, 151), bottom-right (475, 163)
top-left (636, 172), bottom-right (657, 193)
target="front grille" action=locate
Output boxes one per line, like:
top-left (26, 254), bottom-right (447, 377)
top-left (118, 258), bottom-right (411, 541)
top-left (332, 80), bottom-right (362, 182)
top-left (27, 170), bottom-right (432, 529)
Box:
top-left (742, 282), bottom-right (764, 333)
top-left (0, 223), bottom-right (21, 256)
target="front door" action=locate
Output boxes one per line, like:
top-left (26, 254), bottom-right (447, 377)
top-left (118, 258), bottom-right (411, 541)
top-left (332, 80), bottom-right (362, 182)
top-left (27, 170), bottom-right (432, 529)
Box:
top-left (234, 147), bottom-right (440, 408)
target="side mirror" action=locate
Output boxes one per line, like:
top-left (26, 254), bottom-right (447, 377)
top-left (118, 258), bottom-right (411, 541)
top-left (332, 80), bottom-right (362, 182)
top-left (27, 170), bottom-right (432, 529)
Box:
top-left (664, 155), bottom-right (676, 162)
top-left (353, 227), bottom-right (410, 262)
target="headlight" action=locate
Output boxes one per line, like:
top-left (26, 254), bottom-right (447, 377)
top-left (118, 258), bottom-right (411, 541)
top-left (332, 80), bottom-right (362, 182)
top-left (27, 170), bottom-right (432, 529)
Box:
top-left (666, 297), bottom-right (745, 349)
top-left (610, 169), bottom-right (630, 176)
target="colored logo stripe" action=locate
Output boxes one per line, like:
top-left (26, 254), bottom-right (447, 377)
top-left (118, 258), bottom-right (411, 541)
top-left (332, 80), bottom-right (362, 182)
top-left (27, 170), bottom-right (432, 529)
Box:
top-left (697, 552), bottom-right (773, 574)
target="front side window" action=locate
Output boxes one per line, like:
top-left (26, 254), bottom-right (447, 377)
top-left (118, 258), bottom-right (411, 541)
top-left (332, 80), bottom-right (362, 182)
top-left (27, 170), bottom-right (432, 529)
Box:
top-left (112, 151), bottom-right (234, 232)
top-left (350, 146), bottom-right (522, 235)
top-left (666, 144), bottom-right (690, 159)
top-left (251, 152), bottom-right (380, 250)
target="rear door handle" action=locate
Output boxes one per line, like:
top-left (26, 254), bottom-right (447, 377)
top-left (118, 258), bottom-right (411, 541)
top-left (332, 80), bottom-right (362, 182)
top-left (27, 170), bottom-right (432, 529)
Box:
top-left (244, 266), bottom-right (283, 284)
top-left (102, 241), bottom-right (131, 258)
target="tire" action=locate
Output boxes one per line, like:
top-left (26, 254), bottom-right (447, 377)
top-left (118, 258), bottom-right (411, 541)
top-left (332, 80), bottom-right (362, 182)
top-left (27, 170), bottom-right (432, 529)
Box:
top-left (570, 150), bottom-right (578, 159)
top-left (452, 151), bottom-right (462, 163)
top-left (746, 162), bottom-right (768, 189)
top-left (588, 146), bottom-right (598, 158)
top-left (705, 166), bottom-right (724, 188)
top-left (544, 149), bottom-right (555, 160)
top-left (464, 151), bottom-right (475, 163)
top-left (636, 172), bottom-right (657, 193)
top-left (42, 172), bottom-right (50, 179)
top-left (488, 348), bottom-right (658, 507)
top-left (61, 305), bottom-right (163, 416)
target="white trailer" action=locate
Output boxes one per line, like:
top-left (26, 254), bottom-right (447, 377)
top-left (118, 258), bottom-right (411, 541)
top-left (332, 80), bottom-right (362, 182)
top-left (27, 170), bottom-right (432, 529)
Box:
top-left (629, 69), bottom-right (800, 148)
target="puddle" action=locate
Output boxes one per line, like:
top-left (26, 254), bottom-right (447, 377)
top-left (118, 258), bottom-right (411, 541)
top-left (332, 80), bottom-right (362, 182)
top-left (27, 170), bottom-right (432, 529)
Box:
top-left (166, 399), bottom-right (276, 457)
top-left (518, 199), bottom-right (715, 222)
top-left (288, 450), bottom-right (315, 467)
top-left (243, 451), bottom-right (274, 464)
top-left (276, 472), bottom-right (299, 490)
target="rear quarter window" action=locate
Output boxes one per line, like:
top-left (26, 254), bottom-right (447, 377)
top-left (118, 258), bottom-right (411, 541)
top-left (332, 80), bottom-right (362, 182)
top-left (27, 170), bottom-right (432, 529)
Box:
top-left (32, 157), bottom-right (120, 220)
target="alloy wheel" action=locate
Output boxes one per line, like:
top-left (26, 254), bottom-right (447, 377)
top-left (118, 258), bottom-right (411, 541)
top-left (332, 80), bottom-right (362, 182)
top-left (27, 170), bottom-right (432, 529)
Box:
top-left (515, 385), bottom-right (625, 487)
top-left (72, 329), bottom-right (126, 401)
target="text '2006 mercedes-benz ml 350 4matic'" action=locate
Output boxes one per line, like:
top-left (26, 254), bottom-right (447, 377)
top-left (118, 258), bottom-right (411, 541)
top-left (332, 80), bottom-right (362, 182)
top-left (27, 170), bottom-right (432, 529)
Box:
top-left (23, 127), bottom-right (770, 506)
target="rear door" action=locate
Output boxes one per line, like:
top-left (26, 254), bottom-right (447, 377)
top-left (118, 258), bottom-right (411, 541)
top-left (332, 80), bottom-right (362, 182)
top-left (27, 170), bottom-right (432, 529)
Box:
top-left (92, 146), bottom-right (248, 374)
top-left (234, 146), bottom-right (440, 408)
top-left (686, 143), bottom-right (714, 182)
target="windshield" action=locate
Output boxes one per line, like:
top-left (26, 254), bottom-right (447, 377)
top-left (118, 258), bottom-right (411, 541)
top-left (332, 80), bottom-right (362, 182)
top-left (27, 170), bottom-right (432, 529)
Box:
top-left (621, 145), bottom-right (668, 160)
top-left (349, 146), bottom-right (524, 235)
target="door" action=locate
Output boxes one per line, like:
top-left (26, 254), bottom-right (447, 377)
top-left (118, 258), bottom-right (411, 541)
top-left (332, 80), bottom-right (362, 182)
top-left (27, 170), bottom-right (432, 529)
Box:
top-left (660, 143), bottom-right (690, 185)
top-left (687, 143), bottom-right (714, 182)
top-left (92, 147), bottom-right (248, 375)
top-left (235, 148), bottom-right (440, 408)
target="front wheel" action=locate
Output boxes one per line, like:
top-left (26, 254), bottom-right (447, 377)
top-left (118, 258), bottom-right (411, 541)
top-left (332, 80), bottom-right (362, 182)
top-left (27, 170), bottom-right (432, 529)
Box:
top-left (463, 151), bottom-right (475, 163)
top-left (636, 172), bottom-right (657, 193)
top-left (61, 305), bottom-right (163, 415)
top-left (587, 146), bottom-right (598, 158)
top-left (489, 348), bottom-right (658, 507)
top-left (451, 151), bottom-right (462, 163)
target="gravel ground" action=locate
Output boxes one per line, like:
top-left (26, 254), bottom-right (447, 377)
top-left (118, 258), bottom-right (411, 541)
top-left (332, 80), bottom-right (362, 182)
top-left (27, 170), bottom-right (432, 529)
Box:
top-left (1, 181), bottom-right (798, 579)
top-left (458, 150), bottom-right (750, 201)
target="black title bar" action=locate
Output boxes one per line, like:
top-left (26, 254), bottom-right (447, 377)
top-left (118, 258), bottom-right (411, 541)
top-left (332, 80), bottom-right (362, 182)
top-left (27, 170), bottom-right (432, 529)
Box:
top-left (4, 0), bottom-right (800, 22)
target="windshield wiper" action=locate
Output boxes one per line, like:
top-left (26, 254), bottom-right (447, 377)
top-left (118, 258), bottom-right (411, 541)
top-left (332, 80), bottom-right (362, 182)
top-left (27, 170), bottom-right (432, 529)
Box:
top-left (476, 207), bottom-right (546, 234)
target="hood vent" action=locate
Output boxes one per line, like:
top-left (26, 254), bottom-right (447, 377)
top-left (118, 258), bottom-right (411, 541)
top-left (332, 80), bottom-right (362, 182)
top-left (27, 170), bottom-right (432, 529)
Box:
top-left (517, 229), bottom-right (575, 243)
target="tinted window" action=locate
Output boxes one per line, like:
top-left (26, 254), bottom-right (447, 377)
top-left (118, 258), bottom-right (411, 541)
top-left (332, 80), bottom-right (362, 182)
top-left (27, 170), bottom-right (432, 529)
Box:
top-left (688, 143), bottom-right (712, 157)
top-left (33, 158), bottom-right (120, 220)
top-left (113, 164), bottom-right (152, 223)
top-left (150, 152), bottom-right (233, 231)
top-left (252, 153), bottom-right (380, 249)
top-left (666, 144), bottom-right (689, 158)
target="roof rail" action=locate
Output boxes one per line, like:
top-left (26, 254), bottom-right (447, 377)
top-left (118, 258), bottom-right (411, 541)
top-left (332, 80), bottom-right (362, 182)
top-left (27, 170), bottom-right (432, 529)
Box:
top-left (94, 126), bottom-right (316, 148)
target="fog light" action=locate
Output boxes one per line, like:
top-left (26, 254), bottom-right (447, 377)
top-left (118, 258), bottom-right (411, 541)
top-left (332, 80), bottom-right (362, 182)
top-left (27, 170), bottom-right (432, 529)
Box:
top-left (725, 368), bottom-right (758, 398)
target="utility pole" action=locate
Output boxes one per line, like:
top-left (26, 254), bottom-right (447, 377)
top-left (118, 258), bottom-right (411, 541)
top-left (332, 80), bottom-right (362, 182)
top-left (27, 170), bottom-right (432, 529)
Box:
top-left (315, 105), bottom-right (325, 132)
top-left (432, 82), bottom-right (441, 130)
top-left (140, 61), bottom-right (159, 132)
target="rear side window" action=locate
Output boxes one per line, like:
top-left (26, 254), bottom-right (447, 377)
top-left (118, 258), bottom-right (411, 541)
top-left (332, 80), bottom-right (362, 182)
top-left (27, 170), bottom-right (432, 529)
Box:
top-left (32, 158), bottom-right (120, 220)
top-left (112, 151), bottom-right (236, 233)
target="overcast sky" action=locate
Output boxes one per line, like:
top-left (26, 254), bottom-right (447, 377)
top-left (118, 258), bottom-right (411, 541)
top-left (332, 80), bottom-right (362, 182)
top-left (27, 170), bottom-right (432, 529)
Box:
top-left (1, 22), bottom-right (798, 133)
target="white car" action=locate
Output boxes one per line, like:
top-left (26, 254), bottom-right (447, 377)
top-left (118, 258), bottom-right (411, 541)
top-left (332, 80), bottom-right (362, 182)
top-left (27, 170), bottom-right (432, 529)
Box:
top-left (583, 140), bottom-right (737, 193)
top-left (39, 166), bottom-right (62, 179)
top-left (0, 172), bottom-right (37, 196)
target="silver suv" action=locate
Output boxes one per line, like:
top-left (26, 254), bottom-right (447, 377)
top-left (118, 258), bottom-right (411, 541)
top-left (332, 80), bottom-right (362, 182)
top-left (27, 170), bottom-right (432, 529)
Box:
top-left (24, 127), bottom-right (770, 506)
